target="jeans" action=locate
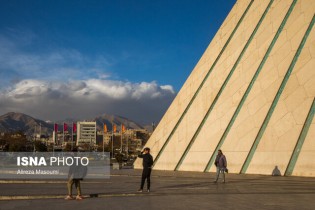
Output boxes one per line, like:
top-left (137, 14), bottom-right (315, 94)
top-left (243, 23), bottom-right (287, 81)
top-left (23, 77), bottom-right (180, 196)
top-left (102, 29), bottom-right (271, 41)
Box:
top-left (215, 167), bottom-right (225, 181)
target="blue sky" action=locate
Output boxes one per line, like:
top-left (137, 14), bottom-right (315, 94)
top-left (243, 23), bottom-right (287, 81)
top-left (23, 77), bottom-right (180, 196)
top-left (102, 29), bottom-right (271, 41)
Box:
top-left (0, 0), bottom-right (235, 124)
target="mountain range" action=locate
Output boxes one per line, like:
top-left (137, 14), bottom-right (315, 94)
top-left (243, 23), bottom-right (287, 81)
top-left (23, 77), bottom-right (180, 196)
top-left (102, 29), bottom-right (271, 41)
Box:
top-left (0, 112), bottom-right (146, 136)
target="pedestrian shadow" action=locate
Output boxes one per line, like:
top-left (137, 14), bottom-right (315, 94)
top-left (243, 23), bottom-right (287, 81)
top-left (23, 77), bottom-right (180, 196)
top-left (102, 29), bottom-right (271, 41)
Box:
top-left (159, 182), bottom-right (210, 189)
top-left (89, 194), bottom-right (98, 198)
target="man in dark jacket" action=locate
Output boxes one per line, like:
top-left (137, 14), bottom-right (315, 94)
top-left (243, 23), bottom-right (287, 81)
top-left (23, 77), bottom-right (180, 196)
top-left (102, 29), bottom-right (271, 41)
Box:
top-left (137, 147), bottom-right (153, 192)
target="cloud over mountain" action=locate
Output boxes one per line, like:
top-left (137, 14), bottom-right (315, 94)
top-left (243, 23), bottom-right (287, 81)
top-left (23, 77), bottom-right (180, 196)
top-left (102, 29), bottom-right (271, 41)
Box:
top-left (0, 79), bottom-right (176, 124)
top-left (0, 31), bottom-right (177, 125)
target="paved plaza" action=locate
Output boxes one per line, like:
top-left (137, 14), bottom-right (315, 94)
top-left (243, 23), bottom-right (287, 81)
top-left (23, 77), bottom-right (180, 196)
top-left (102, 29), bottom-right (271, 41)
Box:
top-left (0, 169), bottom-right (315, 210)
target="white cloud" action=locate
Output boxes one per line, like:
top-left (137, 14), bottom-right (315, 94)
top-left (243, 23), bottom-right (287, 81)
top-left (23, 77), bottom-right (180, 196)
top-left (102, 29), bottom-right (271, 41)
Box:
top-left (0, 30), bottom-right (176, 124)
top-left (160, 85), bottom-right (176, 94)
top-left (0, 79), bottom-right (176, 124)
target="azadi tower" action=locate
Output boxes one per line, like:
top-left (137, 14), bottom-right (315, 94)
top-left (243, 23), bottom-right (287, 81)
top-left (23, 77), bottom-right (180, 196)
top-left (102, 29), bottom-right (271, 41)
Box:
top-left (134, 0), bottom-right (315, 177)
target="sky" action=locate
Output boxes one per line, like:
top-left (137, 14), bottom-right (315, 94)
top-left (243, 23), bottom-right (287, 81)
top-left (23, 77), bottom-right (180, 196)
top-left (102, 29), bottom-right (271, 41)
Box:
top-left (0, 0), bottom-right (236, 125)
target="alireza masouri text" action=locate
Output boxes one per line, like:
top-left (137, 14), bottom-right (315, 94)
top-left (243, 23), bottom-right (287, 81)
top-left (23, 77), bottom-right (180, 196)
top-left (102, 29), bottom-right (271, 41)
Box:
top-left (15, 156), bottom-right (89, 175)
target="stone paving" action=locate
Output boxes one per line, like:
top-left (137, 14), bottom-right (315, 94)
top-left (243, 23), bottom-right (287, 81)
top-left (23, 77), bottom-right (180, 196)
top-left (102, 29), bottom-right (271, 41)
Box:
top-left (0, 169), bottom-right (315, 210)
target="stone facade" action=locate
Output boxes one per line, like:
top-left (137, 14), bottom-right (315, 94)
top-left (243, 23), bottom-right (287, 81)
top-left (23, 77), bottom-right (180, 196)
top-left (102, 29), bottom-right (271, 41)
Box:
top-left (134, 0), bottom-right (315, 177)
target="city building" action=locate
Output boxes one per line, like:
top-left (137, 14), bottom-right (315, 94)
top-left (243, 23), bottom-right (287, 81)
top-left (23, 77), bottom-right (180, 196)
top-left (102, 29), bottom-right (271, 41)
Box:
top-left (100, 128), bottom-right (149, 155)
top-left (135, 0), bottom-right (315, 177)
top-left (101, 131), bottom-right (112, 145)
top-left (124, 129), bottom-right (149, 153)
top-left (76, 121), bottom-right (97, 147)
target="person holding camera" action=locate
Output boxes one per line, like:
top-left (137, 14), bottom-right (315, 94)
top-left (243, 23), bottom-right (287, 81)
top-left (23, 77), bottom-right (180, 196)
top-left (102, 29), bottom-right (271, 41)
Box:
top-left (214, 149), bottom-right (227, 183)
top-left (137, 147), bottom-right (153, 192)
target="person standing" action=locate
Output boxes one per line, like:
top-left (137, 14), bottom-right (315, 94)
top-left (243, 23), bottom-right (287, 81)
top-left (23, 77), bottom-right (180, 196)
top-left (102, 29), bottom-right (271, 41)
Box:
top-left (65, 153), bottom-right (87, 200)
top-left (137, 147), bottom-right (153, 192)
top-left (214, 149), bottom-right (227, 183)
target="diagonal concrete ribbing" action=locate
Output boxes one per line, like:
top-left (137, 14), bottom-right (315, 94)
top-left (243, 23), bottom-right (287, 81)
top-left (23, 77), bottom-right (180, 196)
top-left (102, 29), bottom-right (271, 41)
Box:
top-left (175, 0), bottom-right (275, 172)
top-left (133, 0), bottom-right (254, 169)
top-left (136, 0), bottom-right (315, 177)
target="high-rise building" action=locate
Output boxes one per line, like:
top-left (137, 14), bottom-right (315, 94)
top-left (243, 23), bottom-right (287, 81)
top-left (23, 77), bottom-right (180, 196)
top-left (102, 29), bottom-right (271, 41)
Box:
top-left (76, 121), bottom-right (97, 147)
top-left (134, 0), bottom-right (315, 177)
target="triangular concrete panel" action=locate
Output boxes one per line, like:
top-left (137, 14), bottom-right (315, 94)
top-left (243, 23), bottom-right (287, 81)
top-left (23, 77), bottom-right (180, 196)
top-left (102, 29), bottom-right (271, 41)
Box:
top-left (134, 0), bottom-right (315, 177)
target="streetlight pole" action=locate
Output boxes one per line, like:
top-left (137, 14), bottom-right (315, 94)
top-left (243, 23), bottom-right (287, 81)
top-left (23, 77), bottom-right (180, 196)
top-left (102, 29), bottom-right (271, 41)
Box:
top-left (103, 123), bottom-right (105, 155)
top-left (120, 124), bottom-right (123, 154)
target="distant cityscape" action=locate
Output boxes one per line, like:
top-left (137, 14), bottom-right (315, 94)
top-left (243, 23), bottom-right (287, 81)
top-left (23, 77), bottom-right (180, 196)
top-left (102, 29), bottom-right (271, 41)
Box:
top-left (0, 112), bottom-right (155, 165)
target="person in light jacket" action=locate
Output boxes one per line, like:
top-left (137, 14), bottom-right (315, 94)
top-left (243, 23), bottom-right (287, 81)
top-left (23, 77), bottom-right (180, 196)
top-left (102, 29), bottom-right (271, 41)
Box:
top-left (214, 149), bottom-right (227, 183)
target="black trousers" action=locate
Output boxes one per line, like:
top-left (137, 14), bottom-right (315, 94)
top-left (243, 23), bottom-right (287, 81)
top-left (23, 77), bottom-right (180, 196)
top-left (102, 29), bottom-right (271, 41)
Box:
top-left (140, 168), bottom-right (151, 190)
